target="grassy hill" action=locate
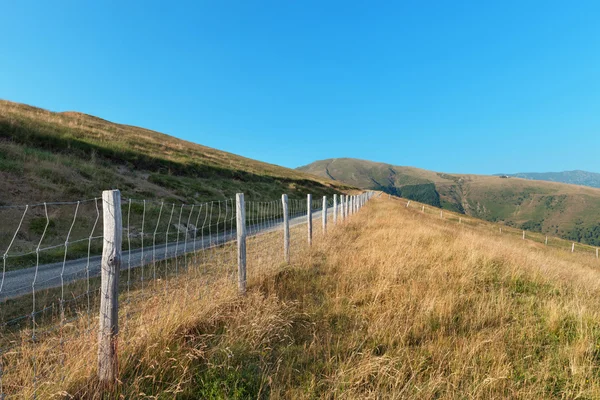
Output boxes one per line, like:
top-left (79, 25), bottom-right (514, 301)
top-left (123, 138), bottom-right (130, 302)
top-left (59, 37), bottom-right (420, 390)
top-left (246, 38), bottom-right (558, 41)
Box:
top-left (298, 158), bottom-right (600, 246)
top-left (15, 195), bottom-right (600, 398)
top-left (0, 100), bottom-right (353, 206)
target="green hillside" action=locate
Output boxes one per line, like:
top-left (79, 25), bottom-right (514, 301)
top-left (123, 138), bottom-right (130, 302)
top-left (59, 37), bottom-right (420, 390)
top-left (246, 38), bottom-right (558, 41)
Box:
top-left (298, 158), bottom-right (600, 246)
top-left (0, 100), bottom-right (353, 205)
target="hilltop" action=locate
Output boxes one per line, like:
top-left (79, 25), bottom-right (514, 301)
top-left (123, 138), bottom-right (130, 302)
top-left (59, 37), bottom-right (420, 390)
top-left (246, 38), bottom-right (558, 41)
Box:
top-left (0, 100), bottom-right (353, 205)
top-left (298, 158), bottom-right (600, 245)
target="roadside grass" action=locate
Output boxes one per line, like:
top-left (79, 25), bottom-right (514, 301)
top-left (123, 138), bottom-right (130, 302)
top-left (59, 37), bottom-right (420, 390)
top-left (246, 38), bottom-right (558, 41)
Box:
top-left (5, 196), bottom-right (600, 398)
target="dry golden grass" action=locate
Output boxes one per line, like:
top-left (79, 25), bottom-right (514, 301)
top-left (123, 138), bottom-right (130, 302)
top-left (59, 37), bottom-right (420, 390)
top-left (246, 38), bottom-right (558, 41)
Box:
top-left (4, 195), bottom-right (600, 398)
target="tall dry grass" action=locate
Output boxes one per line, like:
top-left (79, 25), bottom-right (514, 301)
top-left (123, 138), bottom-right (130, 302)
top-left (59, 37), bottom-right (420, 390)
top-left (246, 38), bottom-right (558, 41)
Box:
top-left (5, 195), bottom-right (600, 398)
top-left (266, 196), bottom-right (600, 399)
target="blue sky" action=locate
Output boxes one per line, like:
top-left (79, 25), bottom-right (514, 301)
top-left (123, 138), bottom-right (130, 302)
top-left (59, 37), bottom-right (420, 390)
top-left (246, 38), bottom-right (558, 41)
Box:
top-left (2, 1), bottom-right (600, 174)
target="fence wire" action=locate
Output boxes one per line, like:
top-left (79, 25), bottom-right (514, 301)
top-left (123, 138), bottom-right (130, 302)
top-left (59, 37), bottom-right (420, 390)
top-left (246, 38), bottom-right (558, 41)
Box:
top-left (390, 195), bottom-right (600, 258)
top-left (0, 191), bottom-right (371, 398)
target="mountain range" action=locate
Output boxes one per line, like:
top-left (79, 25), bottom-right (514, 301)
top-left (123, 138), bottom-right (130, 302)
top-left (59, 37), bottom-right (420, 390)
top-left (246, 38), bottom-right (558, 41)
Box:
top-left (298, 158), bottom-right (600, 246)
top-left (2, 99), bottom-right (600, 247)
top-left (498, 171), bottom-right (600, 188)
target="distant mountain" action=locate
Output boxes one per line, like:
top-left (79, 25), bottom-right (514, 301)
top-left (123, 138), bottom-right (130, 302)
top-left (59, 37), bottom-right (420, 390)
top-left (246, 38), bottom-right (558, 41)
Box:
top-left (298, 158), bottom-right (600, 246)
top-left (498, 171), bottom-right (600, 189)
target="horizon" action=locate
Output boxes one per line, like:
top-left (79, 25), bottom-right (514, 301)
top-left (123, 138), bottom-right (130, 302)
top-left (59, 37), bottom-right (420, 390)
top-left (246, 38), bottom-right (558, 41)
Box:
top-left (5, 97), bottom-right (600, 176)
top-left (2, 1), bottom-right (600, 175)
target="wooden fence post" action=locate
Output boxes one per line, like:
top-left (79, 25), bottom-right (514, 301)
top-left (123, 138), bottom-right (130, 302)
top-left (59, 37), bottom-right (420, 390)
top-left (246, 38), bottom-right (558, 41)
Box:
top-left (98, 189), bottom-right (122, 387)
top-left (235, 193), bottom-right (246, 294)
top-left (406, 201), bottom-right (410, 208)
top-left (422, 205), bottom-right (424, 213)
top-left (282, 194), bottom-right (290, 263)
top-left (333, 194), bottom-right (338, 225)
top-left (322, 196), bottom-right (327, 234)
top-left (348, 196), bottom-right (351, 217)
top-left (572, 242), bottom-right (575, 253)
top-left (596, 248), bottom-right (598, 259)
top-left (307, 194), bottom-right (312, 245)
top-left (523, 231), bottom-right (525, 240)
top-left (345, 194), bottom-right (349, 220)
top-left (545, 236), bottom-right (548, 246)
top-left (236, 193), bottom-right (247, 294)
top-left (344, 194), bottom-right (348, 220)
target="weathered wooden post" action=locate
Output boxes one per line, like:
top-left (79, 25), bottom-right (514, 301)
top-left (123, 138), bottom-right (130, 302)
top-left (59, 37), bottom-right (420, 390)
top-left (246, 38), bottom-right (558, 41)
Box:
top-left (282, 194), bottom-right (290, 263)
top-left (344, 194), bottom-right (348, 220)
top-left (340, 195), bottom-right (345, 221)
top-left (406, 201), bottom-right (410, 208)
top-left (596, 248), bottom-right (599, 259)
top-left (236, 193), bottom-right (247, 294)
top-left (333, 194), bottom-right (338, 225)
top-left (347, 196), bottom-right (351, 217)
top-left (523, 230), bottom-right (525, 240)
top-left (545, 236), bottom-right (548, 246)
top-left (307, 194), bottom-right (312, 245)
top-left (572, 242), bottom-right (575, 253)
top-left (422, 205), bottom-right (425, 213)
top-left (440, 210), bottom-right (443, 219)
top-left (345, 194), bottom-right (349, 219)
top-left (322, 196), bottom-right (327, 234)
top-left (98, 189), bottom-right (122, 387)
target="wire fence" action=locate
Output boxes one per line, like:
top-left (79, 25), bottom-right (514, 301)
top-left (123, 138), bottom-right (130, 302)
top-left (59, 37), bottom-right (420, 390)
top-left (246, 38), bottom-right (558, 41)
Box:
top-left (389, 194), bottom-right (600, 259)
top-left (0, 190), bottom-right (373, 398)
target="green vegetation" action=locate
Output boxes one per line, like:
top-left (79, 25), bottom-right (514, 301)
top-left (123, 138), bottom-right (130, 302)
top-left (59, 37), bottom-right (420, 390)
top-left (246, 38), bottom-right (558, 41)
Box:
top-left (299, 158), bottom-right (600, 246)
top-left (397, 183), bottom-right (441, 207)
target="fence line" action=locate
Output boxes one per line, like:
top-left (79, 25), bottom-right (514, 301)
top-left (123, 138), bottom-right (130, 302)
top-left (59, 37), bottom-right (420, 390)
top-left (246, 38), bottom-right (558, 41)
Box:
top-left (391, 195), bottom-right (600, 259)
top-left (0, 190), bottom-right (374, 396)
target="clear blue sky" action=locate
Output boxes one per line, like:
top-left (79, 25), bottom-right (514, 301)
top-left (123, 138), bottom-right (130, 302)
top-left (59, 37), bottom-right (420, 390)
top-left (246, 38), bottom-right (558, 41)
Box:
top-left (2, 1), bottom-right (600, 174)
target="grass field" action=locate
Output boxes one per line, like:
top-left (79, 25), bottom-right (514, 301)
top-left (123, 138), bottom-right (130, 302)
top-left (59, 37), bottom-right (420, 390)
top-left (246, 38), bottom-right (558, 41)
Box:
top-left (5, 195), bottom-right (600, 398)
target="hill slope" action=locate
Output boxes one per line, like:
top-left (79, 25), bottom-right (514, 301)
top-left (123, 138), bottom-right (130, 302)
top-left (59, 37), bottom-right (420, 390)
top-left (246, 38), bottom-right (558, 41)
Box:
top-left (298, 158), bottom-right (600, 245)
top-left (0, 100), bottom-right (353, 205)
top-left (501, 170), bottom-right (600, 188)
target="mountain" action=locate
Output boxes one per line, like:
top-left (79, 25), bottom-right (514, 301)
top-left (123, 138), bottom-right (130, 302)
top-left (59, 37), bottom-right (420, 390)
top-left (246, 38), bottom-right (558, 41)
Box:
top-left (298, 158), bottom-right (600, 246)
top-left (0, 100), bottom-right (353, 205)
top-left (499, 170), bottom-right (600, 188)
